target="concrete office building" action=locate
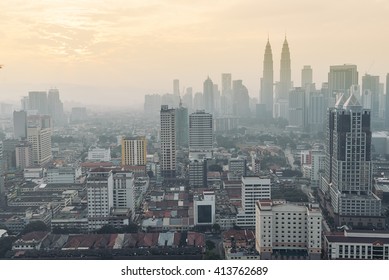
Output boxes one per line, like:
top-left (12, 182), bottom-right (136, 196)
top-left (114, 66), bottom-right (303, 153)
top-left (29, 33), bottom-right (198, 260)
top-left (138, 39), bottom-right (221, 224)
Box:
top-left (255, 200), bottom-right (322, 260)
top-left (160, 105), bottom-right (176, 179)
top-left (121, 136), bottom-right (147, 166)
top-left (189, 110), bottom-right (213, 155)
top-left (194, 191), bottom-right (216, 226)
top-left (236, 177), bottom-right (271, 228)
top-left (15, 141), bottom-right (33, 169)
top-left (27, 126), bottom-right (52, 166)
top-left (321, 93), bottom-right (382, 228)
top-left (13, 110), bottom-right (27, 139)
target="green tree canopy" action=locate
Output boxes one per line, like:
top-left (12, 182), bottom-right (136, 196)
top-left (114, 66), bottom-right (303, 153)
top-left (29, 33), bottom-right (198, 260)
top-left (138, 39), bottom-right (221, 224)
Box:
top-left (21, 221), bottom-right (49, 235)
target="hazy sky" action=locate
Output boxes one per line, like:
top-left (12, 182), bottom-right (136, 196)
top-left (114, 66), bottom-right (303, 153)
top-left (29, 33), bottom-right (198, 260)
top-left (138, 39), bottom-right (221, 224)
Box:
top-left (1, 0), bottom-right (389, 109)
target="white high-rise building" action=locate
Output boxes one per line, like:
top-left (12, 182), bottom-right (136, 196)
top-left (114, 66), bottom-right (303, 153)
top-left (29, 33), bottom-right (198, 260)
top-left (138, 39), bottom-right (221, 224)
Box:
top-left (108, 171), bottom-right (135, 219)
top-left (87, 169), bottom-right (135, 231)
top-left (160, 105), bottom-right (176, 179)
top-left (236, 176), bottom-right (271, 228)
top-left (87, 172), bottom-right (112, 231)
top-left (255, 200), bottom-right (322, 260)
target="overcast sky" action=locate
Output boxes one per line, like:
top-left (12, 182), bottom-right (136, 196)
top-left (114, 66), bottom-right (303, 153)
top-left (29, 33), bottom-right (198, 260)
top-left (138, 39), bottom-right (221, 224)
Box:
top-left (0, 0), bottom-right (389, 109)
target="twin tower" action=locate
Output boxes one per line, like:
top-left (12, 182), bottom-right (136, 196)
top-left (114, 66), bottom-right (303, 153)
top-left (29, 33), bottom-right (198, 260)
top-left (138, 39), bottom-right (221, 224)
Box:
top-left (260, 37), bottom-right (291, 119)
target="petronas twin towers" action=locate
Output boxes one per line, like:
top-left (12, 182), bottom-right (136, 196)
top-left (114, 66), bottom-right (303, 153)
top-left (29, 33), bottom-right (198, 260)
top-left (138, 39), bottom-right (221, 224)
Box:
top-left (260, 37), bottom-right (291, 119)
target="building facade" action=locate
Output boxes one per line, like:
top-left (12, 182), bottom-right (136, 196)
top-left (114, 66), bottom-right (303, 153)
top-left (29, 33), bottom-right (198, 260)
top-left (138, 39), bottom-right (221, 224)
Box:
top-left (255, 200), bottom-right (322, 260)
top-left (27, 126), bottom-right (52, 166)
top-left (324, 230), bottom-right (389, 259)
top-left (108, 171), bottom-right (135, 220)
top-left (321, 93), bottom-right (382, 227)
top-left (189, 110), bottom-right (213, 153)
top-left (260, 39), bottom-right (274, 118)
top-left (160, 105), bottom-right (176, 179)
top-left (236, 176), bottom-right (271, 228)
top-left (193, 191), bottom-right (216, 226)
top-left (121, 136), bottom-right (147, 166)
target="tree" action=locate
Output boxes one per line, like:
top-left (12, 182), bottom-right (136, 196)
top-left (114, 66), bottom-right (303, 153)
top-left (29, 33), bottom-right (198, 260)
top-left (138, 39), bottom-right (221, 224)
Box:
top-left (212, 223), bottom-right (221, 233)
top-left (147, 170), bottom-right (154, 178)
top-left (21, 221), bottom-right (48, 235)
top-left (206, 240), bottom-right (216, 251)
top-left (0, 236), bottom-right (17, 258)
top-left (208, 164), bottom-right (222, 173)
top-left (97, 225), bottom-right (117, 234)
top-left (121, 223), bottom-right (139, 233)
top-left (204, 251), bottom-right (220, 260)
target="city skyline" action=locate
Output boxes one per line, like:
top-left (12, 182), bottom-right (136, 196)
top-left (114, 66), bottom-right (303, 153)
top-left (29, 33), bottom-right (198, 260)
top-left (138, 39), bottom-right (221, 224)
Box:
top-left (1, 1), bottom-right (389, 109)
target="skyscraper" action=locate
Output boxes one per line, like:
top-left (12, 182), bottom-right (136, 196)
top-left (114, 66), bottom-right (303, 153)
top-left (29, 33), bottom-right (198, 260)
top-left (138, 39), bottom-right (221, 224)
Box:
top-left (321, 93), bottom-right (382, 228)
top-left (173, 79), bottom-right (180, 96)
top-left (13, 110), bottom-right (27, 139)
top-left (362, 74), bottom-right (380, 127)
top-left (203, 77), bottom-right (214, 114)
top-left (328, 64), bottom-right (358, 107)
top-left (108, 171), bottom-right (135, 219)
top-left (47, 88), bottom-right (64, 126)
top-left (0, 141), bottom-right (5, 209)
top-left (160, 105), bottom-right (176, 179)
top-left (87, 170), bottom-right (111, 231)
top-left (221, 73), bottom-right (233, 116)
top-left (278, 37), bottom-right (292, 101)
top-left (27, 126), bottom-right (52, 166)
top-left (175, 102), bottom-right (189, 148)
top-left (121, 136), bottom-right (147, 166)
top-left (189, 110), bottom-right (213, 154)
top-left (301, 65), bottom-right (313, 88)
top-left (288, 87), bottom-right (306, 128)
top-left (232, 80), bottom-right (250, 118)
top-left (385, 74), bottom-right (389, 129)
top-left (28, 91), bottom-right (48, 114)
top-left (260, 39), bottom-right (274, 118)
top-left (182, 87), bottom-right (193, 113)
top-left (236, 176), bottom-right (271, 228)
top-left (15, 141), bottom-right (33, 169)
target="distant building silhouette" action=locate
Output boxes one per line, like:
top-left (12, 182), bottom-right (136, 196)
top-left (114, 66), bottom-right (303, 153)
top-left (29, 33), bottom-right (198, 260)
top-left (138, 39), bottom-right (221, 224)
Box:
top-left (260, 39), bottom-right (274, 118)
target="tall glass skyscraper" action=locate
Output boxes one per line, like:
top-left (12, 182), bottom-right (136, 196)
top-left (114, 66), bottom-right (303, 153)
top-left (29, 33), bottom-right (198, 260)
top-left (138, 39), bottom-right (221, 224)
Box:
top-left (321, 93), bottom-right (382, 228)
top-left (278, 37), bottom-right (291, 101)
top-left (260, 39), bottom-right (273, 118)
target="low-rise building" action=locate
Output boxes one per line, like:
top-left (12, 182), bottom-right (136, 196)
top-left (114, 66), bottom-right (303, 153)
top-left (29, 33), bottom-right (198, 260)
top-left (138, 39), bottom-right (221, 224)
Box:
top-left (324, 230), bottom-right (389, 260)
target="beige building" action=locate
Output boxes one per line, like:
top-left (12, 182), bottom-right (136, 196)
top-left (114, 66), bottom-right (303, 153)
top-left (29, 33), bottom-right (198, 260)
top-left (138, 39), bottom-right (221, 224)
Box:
top-left (121, 136), bottom-right (147, 166)
top-left (15, 141), bottom-right (33, 169)
top-left (255, 200), bottom-right (322, 260)
top-left (27, 126), bottom-right (52, 166)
